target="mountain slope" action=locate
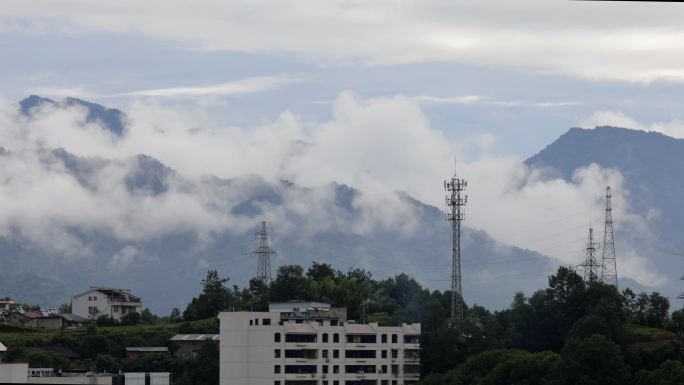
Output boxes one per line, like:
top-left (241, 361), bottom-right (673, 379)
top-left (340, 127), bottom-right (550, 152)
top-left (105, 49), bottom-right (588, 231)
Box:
top-left (0, 144), bottom-right (557, 313)
top-left (526, 126), bottom-right (684, 300)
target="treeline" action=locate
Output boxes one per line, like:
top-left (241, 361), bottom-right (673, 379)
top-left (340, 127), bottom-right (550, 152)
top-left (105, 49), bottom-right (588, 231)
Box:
top-left (3, 262), bottom-right (683, 385)
top-left (419, 267), bottom-right (684, 385)
top-left (179, 263), bottom-right (451, 332)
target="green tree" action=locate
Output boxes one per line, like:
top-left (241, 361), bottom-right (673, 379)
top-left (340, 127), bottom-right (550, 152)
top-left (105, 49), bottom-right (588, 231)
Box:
top-left (120, 312), bottom-right (142, 325)
top-left (58, 303), bottom-right (71, 313)
top-left (140, 308), bottom-right (159, 324)
top-left (183, 270), bottom-right (234, 320)
top-left (168, 308), bottom-right (182, 323)
top-left (636, 360), bottom-right (684, 385)
top-left (548, 334), bottom-right (631, 385)
top-left (269, 265), bottom-right (309, 301)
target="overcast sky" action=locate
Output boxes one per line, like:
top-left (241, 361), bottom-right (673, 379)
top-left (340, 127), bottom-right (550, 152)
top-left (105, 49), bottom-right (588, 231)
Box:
top-left (3, 0), bottom-right (684, 155)
top-left (1, 0), bottom-right (682, 288)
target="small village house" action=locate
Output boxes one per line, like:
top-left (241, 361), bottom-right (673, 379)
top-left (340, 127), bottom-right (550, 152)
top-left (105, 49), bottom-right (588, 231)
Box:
top-left (71, 287), bottom-right (142, 321)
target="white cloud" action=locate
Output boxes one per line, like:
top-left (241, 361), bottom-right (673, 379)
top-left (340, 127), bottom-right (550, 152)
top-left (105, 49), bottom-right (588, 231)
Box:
top-left (0, 92), bottom-right (663, 286)
top-left (411, 95), bottom-right (484, 105)
top-left (4, 1), bottom-right (684, 82)
top-left (579, 110), bottom-right (684, 139)
top-left (117, 76), bottom-right (301, 98)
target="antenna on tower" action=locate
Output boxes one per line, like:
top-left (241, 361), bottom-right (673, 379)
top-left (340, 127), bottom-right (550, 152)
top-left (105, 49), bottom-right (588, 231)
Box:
top-left (580, 227), bottom-right (601, 283)
top-left (600, 186), bottom-right (618, 289)
top-left (445, 171), bottom-right (467, 327)
top-left (253, 221), bottom-right (277, 285)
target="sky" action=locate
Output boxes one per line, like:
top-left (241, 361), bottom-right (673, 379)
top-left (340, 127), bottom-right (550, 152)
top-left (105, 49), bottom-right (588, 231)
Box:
top-left (1, 0), bottom-right (683, 292)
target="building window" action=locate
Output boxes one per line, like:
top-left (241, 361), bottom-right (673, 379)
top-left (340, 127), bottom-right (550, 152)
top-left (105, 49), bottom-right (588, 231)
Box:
top-left (381, 350), bottom-right (388, 359)
top-left (391, 349), bottom-right (398, 359)
top-left (333, 333), bottom-right (339, 343)
top-left (255, 319), bottom-right (259, 326)
top-left (333, 381), bottom-right (339, 385)
top-left (323, 333), bottom-right (329, 343)
top-left (88, 296), bottom-right (92, 301)
top-left (381, 334), bottom-right (388, 343)
top-left (274, 333), bottom-right (281, 343)
top-left (93, 296), bottom-right (97, 301)
top-left (274, 365), bottom-right (281, 374)
top-left (274, 349), bottom-right (281, 358)
top-left (113, 306), bottom-right (119, 313)
top-left (323, 365), bottom-right (329, 374)
top-left (391, 334), bottom-right (398, 344)
top-left (381, 365), bottom-right (387, 374)
top-left (333, 350), bottom-right (339, 359)
top-left (333, 365), bottom-right (339, 374)
top-left (274, 382), bottom-right (280, 385)
top-left (250, 320), bottom-right (253, 326)
top-left (263, 318), bottom-right (271, 326)
top-left (322, 350), bottom-right (329, 359)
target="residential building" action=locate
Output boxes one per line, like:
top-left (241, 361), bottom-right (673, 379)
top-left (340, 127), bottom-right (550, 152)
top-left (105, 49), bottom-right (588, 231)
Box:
top-left (219, 301), bottom-right (421, 385)
top-left (8, 310), bottom-right (42, 325)
top-left (0, 297), bottom-right (14, 313)
top-left (170, 334), bottom-right (219, 358)
top-left (71, 287), bottom-right (142, 321)
top-left (26, 313), bottom-right (89, 330)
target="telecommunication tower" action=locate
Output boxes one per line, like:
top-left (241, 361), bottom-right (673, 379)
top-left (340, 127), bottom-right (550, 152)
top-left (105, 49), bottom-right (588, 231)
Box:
top-left (253, 221), bottom-right (277, 285)
top-left (580, 228), bottom-right (601, 282)
top-left (445, 174), bottom-right (467, 326)
top-left (600, 186), bottom-right (618, 289)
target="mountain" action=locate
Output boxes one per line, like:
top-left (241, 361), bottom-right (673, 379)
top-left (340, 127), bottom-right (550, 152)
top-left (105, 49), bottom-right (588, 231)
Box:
top-left (526, 126), bottom-right (684, 300)
top-left (20, 95), bottom-right (126, 136)
top-left (0, 146), bottom-right (556, 311)
top-left (0, 146), bottom-right (557, 313)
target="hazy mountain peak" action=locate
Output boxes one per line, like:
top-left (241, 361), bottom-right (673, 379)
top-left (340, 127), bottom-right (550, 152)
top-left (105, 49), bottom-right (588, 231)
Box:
top-left (19, 95), bottom-right (127, 136)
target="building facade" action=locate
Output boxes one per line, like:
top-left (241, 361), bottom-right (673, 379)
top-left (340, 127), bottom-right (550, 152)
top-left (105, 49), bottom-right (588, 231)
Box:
top-left (71, 287), bottom-right (142, 321)
top-left (219, 302), bottom-right (420, 385)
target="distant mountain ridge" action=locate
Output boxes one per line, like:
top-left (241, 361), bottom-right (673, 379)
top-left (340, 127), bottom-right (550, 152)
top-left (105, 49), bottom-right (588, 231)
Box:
top-left (0, 96), bottom-right (565, 311)
top-left (20, 95), bottom-right (126, 136)
top-left (2, 98), bottom-right (671, 313)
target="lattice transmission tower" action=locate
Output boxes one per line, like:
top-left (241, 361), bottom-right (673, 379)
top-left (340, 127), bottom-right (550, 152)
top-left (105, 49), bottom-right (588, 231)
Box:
top-left (580, 228), bottom-right (601, 283)
top-left (253, 221), bottom-right (277, 285)
top-left (601, 186), bottom-right (618, 289)
top-left (445, 174), bottom-right (467, 326)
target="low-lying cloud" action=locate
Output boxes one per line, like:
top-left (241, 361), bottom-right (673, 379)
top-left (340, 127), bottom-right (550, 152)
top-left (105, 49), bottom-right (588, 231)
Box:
top-left (580, 110), bottom-right (684, 139)
top-left (0, 92), bottom-right (663, 285)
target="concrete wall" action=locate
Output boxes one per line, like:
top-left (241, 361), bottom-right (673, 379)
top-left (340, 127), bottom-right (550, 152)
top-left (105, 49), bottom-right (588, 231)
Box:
top-left (0, 363), bottom-right (29, 383)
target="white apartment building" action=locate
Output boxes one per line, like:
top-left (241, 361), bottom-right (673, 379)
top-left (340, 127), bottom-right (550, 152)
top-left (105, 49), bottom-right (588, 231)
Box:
top-left (71, 287), bottom-right (142, 321)
top-left (219, 301), bottom-right (421, 385)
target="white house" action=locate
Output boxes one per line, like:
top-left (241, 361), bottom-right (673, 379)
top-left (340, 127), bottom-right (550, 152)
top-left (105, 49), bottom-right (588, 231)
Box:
top-left (219, 301), bottom-right (421, 385)
top-left (71, 287), bottom-right (142, 321)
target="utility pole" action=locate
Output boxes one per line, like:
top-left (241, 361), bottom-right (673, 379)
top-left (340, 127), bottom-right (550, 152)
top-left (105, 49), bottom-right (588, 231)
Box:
top-left (600, 186), bottom-right (618, 289)
top-left (253, 221), bottom-right (277, 285)
top-left (580, 228), bottom-right (601, 283)
top-left (445, 173), bottom-right (467, 326)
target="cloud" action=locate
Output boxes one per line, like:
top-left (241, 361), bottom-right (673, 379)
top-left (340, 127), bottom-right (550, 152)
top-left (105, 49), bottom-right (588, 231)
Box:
top-left (4, 1), bottom-right (684, 82)
top-left (0, 92), bottom-right (663, 286)
top-left (411, 95), bottom-right (484, 105)
top-left (117, 76), bottom-right (301, 98)
top-left (579, 110), bottom-right (684, 139)
top-left (30, 76), bottom-right (300, 100)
